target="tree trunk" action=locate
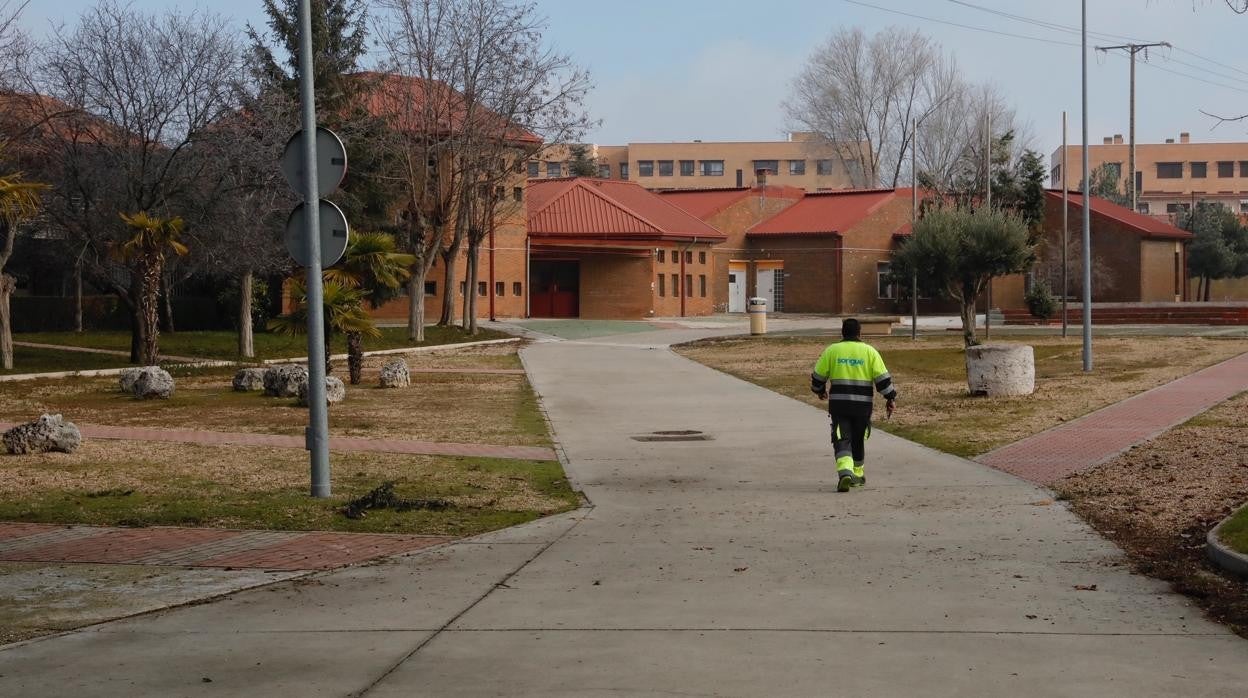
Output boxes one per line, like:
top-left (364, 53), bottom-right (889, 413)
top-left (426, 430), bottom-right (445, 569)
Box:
top-left (0, 273), bottom-right (14, 370)
top-left (406, 271), bottom-right (426, 342)
top-left (74, 260), bottom-right (84, 334)
top-left (347, 331), bottom-right (363, 385)
top-left (128, 275), bottom-right (144, 364)
top-left (161, 273), bottom-right (176, 334)
top-left (139, 258), bottom-right (163, 365)
top-left (465, 241), bottom-right (481, 335)
top-left (238, 270), bottom-right (255, 358)
top-left (439, 240), bottom-right (462, 326)
top-left (960, 297), bottom-right (978, 348)
top-left (462, 243), bottom-right (475, 332)
top-left (1204, 276), bottom-right (1213, 302)
top-left (322, 324), bottom-right (334, 376)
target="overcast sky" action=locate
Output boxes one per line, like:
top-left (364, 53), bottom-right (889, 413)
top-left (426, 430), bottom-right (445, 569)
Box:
top-left (20, 1), bottom-right (1248, 156)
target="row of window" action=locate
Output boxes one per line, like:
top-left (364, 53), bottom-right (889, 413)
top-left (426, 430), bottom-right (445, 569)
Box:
top-left (657, 273), bottom-right (708, 298)
top-left (424, 281), bottom-right (524, 297)
top-left (655, 249), bottom-right (707, 264)
top-left (1156, 160), bottom-right (1248, 179)
top-left (1140, 200), bottom-right (1248, 215)
top-left (527, 159), bottom-right (840, 179)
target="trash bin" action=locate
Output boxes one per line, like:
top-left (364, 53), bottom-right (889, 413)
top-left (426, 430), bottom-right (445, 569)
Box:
top-left (747, 297), bottom-right (767, 335)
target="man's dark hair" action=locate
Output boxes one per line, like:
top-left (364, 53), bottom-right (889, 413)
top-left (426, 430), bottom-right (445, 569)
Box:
top-left (842, 318), bottom-right (861, 340)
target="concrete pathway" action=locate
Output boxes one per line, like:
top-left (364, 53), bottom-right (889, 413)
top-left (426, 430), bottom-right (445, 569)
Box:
top-left (1, 328), bottom-right (1246, 696)
top-left (978, 351), bottom-right (1248, 484)
top-left (0, 422), bottom-right (557, 462)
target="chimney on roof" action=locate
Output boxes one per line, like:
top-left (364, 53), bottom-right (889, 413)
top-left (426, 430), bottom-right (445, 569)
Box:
top-left (1113, 134), bottom-right (1123, 144)
top-left (1180, 132), bottom-right (1191, 143)
top-left (1103, 137), bottom-right (1113, 145)
top-left (1165, 138), bottom-right (1175, 144)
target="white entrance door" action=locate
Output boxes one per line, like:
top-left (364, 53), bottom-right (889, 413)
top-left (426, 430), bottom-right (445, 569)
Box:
top-left (728, 264), bottom-right (747, 312)
top-left (756, 267), bottom-right (776, 311)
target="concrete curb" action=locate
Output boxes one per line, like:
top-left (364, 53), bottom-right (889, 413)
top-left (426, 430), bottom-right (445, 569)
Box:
top-left (1207, 504), bottom-right (1248, 579)
top-left (261, 337), bottom-right (521, 364)
top-left (0, 360), bottom-right (236, 383)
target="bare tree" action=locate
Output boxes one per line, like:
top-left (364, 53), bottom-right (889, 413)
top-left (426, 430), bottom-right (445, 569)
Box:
top-left (25, 1), bottom-right (242, 362)
top-left (917, 82), bottom-right (1033, 199)
top-left (786, 27), bottom-right (957, 188)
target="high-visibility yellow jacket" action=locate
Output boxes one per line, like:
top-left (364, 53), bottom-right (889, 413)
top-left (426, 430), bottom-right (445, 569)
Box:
top-left (810, 340), bottom-right (898, 416)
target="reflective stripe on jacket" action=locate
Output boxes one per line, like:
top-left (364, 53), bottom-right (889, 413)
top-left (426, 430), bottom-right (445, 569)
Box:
top-left (810, 340), bottom-right (898, 416)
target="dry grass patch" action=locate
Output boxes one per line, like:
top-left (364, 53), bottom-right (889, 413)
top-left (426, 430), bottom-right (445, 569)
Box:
top-left (1055, 393), bottom-right (1248, 636)
top-left (678, 335), bottom-right (1248, 457)
top-left (0, 345), bottom-right (548, 447)
top-left (0, 439), bottom-right (576, 536)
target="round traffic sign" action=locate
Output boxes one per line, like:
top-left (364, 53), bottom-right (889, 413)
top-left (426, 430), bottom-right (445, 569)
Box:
top-left (280, 127), bottom-right (348, 198)
top-left (284, 199), bottom-right (350, 268)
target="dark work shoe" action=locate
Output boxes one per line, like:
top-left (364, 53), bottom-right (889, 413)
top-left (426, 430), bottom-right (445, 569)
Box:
top-left (836, 472), bottom-right (855, 493)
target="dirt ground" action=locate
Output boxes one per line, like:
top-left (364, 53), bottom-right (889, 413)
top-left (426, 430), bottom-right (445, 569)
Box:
top-left (678, 335), bottom-right (1248, 457)
top-left (1056, 392), bottom-right (1248, 636)
top-left (0, 343), bottom-right (547, 447)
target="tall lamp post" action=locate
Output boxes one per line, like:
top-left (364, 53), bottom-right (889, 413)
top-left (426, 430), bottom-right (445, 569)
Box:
top-left (1081, 0), bottom-right (1093, 372)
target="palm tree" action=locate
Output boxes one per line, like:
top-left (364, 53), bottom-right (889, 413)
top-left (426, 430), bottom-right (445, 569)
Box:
top-left (268, 278), bottom-right (380, 377)
top-left (117, 212), bottom-right (188, 366)
top-left (0, 173), bottom-right (49, 370)
top-left (325, 232), bottom-right (414, 384)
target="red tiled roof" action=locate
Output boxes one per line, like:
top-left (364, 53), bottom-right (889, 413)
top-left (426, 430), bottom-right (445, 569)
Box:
top-left (658, 185), bottom-right (806, 220)
top-left (527, 178), bottom-right (726, 241)
top-left (353, 72), bottom-right (541, 146)
top-left (747, 188), bottom-right (909, 237)
top-left (0, 91), bottom-right (128, 148)
top-left (1045, 190), bottom-right (1191, 239)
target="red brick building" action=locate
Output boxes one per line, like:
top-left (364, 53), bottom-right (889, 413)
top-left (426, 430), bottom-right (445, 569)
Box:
top-left (526, 178), bottom-right (724, 318)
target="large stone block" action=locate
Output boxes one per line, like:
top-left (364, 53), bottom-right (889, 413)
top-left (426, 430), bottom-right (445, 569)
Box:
top-left (232, 367), bottom-right (267, 392)
top-left (132, 366), bottom-right (175, 400)
top-left (119, 367), bottom-right (144, 394)
top-left (379, 359), bottom-right (411, 388)
top-left (966, 344), bottom-right (1035, 397)
top-left (297, 376), bottom-right (346, 406)
top-left (3, 414), bottom-right (82, 454)
top-left (263, 364), bottom-right (308, 398)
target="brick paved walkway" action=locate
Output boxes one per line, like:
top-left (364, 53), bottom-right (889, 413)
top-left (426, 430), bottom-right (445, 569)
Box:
top-left (0, 422), bottom-right (557, 461)
top-left (0, 523), bottom-right (450, 571)
top-left (976, 351), bottom-right (1248, 485)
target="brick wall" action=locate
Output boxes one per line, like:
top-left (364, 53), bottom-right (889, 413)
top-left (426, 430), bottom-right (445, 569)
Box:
top-left (704, 192), bottom-right (803, 310)
top-left (1140, 239), bottom-right (1183, 302)
top-left (580, 253), bottom-right (654, 319)
top-left (652, 243), bottom-right (717, 317)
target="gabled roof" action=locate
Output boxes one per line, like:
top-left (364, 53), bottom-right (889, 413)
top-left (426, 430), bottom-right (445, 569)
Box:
top-left (657, 185), bottom-right (806, 220)
top-left (1045, 190), bottom-right (1192, 239)
top-left (527, 178), bottom-right (726, 241)
top-left (747, 188), bottom-right (909, 237)
top-left (353, 71), bottom-right (541, 146)
top-left (0, 91), bottom-right (128, 148)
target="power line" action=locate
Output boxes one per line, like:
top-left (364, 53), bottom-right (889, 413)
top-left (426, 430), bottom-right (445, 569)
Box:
top-left (839, 0), bottom-right (1080, 47)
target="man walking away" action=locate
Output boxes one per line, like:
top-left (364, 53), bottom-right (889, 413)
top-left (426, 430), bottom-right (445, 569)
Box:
top-left (810, 318), bottom-right (898, 492)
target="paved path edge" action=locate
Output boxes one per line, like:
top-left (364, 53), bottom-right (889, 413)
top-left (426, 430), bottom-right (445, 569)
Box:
top-left (1208, 504), bottom-right (1248, 579)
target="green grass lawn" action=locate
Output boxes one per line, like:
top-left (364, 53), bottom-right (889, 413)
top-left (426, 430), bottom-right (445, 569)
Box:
top-left (1, 347), bottom-right (134, 376)
top-left (15, 325), bottom-right (509, 363)
top-left (1220, 506), bottom-right (1248, 556)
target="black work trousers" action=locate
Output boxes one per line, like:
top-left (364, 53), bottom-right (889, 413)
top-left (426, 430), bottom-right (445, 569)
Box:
top-left (829, 412), bottom-right (871, 471)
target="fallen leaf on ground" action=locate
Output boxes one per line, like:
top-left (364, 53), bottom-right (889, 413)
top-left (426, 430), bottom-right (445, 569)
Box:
top-left (1073, 584), bottom-right (1099, 591)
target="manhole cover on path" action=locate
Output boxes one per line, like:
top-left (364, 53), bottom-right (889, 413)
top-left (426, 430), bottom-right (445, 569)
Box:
top-left (631, 430), bottom-right (713, 442)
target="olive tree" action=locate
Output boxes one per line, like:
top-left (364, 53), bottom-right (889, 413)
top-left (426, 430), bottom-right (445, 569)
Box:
top-left (891, 206), bottom-right (1035, 347)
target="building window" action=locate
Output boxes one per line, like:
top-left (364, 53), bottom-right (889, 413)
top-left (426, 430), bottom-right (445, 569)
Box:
top-left (698, 251), bottom-right (706, 264)
top-left (1051, 165), bottom-right (1061, 186)
top-left (1240, 161), bottom-right (1248, 177)
top-left (685, 250), bottom-right (693, 263)
top-left (817, 159), bottom-right (834, 176)
top-left (658, 160), bottom-right (674, 176)
top-left (789, 160), bottom-right (806, 175)
top-left (1219, 161), bottom-right (1235, 178)
top-left (671, 273), bottom-right (679, 296)
top-left (619, 162), bottom-right (629, 180)
top-left (1240, 201), bottom-right (1248, 213)
top-left (877, 262), bottom-right (896, 300)
top-left (527, 161), bottom-right (539, 177)
top-left (546, 161), bottom-right (562, 177)
top-left (478, 281), bottom-right (487, 296)
top-left (672, 249), bottom-right (679, 263)
top-left (460, 281), bottom-right (466, 295)
top-left (495, 185), bottom-right (505, 200)
top-left (685, 274), bottom-right (693, 297)
top-left (598, 163), bottom-right (611, 178)
top-left (657, 249), bottom-right (665, 263)
top-left (699, 274), bottom-right (707, 297)
top-left (637, 160), bottom-right (654, 177)
top-left (1138, 202), bottom-right (1150, 214)
top-left (1191, 161), bottom-right (1207, 178)
top-left (495, 282), bottom-right (504, 296)
top-left (513, 186), bottom-right (523, 201)
top-left (513, 282), bottom-right (523, 296)
top-left (752, 160), bottom-right (779, 175)
top-left (424, 281), bottom-right (437, 296)
top-left (1166, 202), bottom-right (1191, 214)
top-left (679, 160), bottom-right (695, 176)
top-left (700, 160), bottom-right (724, 176)
top-left (1157, 162), bottom-right (1183, 179)
top-left (657, 274), bottom-right (665, 297)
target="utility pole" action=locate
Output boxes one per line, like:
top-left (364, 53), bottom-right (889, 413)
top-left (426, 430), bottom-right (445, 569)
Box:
top-left (984, 111), bottom-right (992, 339)
top-left (911, 117), bottom-right (918, 342)
top-left (1062, 111), bottom-right (1069, 339)
top-left (1082, 0), bottom-right (1093, 372)
top-left (1095, 40), bottom-right (1169, 211)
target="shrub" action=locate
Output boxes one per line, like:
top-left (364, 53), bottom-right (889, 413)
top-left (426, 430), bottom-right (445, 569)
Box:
top-left (1025, 280), bottom-right (1058, 319)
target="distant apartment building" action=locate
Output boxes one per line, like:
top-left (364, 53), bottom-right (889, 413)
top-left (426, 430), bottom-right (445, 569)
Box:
top-left (1051, 132), bottom-right (1248, 218)
top-left (529, 133), bottom-right (868, 191)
